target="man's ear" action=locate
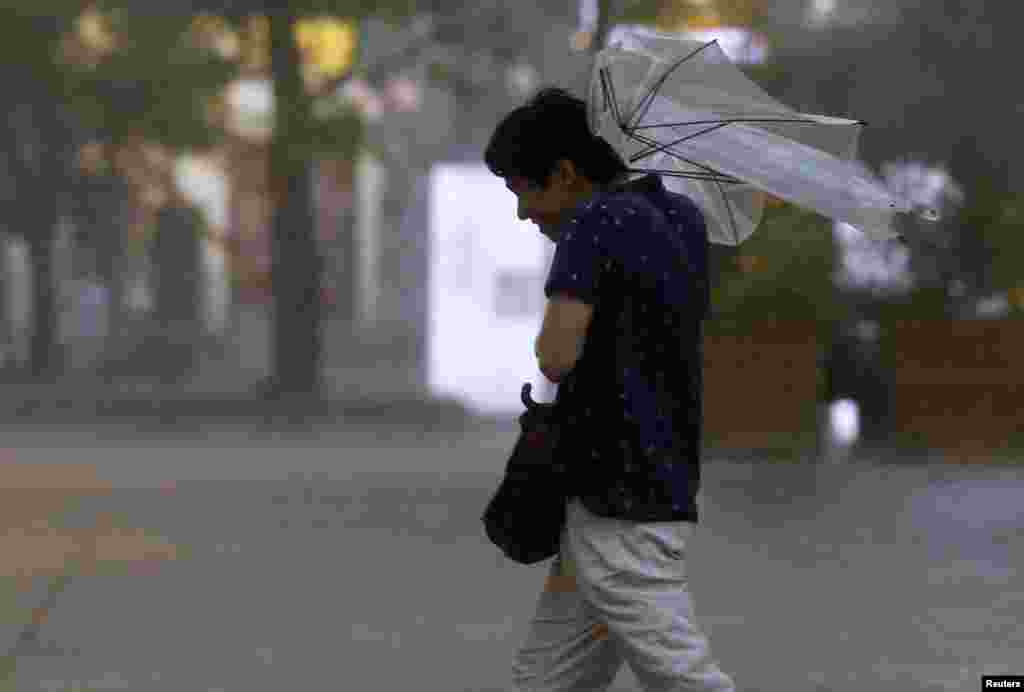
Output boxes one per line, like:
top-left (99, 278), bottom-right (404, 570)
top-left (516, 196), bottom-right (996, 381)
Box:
top-left (557, 158), bottom-right (586, 189)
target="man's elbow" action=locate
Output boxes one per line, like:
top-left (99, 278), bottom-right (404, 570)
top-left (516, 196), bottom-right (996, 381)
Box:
top-left (537, 341), bottom-right (584, 384)
top-left (539, 360), bottom-right (573, 383)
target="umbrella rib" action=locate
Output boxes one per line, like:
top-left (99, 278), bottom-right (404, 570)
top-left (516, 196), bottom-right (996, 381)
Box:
top-left (655, 170), bottom-right (745, 183)
top-left (640, 122), bottom-right (733, 153)
top-left (632, 117), bottom-right (833, 131)
top-left (629, 165), bottom-right (739, 182)
top-left (627, 128), bottom-right (738, 176)
top-left (598, 68), bottom-right (624, 131)
top-left (627, 132), bottom-right (743, 183)
top-left (626, 144), bottom-right (741, 182)
top-left (628, 40), bottom-right (719, 130)
top-left (715, 178), bottom-right (742, 245)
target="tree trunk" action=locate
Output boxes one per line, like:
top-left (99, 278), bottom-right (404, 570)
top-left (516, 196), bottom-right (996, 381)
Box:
top-left (89, 173), bottom-right (131, 381)
top-left (27, 211), bottom-right (59, 380)
top-left (6, 89), bottom-right (65, 382)
top-left (267, 10), bottom-right (324, 398)
top-left (151, 202), bottom-right (204, 381)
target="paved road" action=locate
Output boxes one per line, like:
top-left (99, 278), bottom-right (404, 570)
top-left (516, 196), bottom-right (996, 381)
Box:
top-left (1, 422), bottom-right (1022, 691)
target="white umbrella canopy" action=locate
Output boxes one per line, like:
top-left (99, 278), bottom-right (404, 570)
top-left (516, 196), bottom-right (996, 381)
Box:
top-left (588, 31), bottom-right (926, 245)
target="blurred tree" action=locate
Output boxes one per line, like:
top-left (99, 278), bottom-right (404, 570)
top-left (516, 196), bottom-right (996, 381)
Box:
top-left (59, 6), bottom-right (238, 378)
top-left (84, 0), bottom-right (779, 398)
top-left (759, 0), bottom-right (1021, 311)
top-left (707, 203), bottom-right (843, 337)
top-left (149, 176), bottom-right (207, 382)
top-left (0, 5), bottom-right (85, 379)
top-left (0, 3), bottom-right (240, 381)
top-left (951, 163), bottom-right (1023, 308)
top-left (897, 0), bottom-right (1018, 304)
top-left (94, 0), bottom-right (637, 398)
top-left (62, 8), bottom-right (237, 153)
top-left (67, 140), bottom-right (134, 374)
top-left (90, 1), bottom-right (415, 399)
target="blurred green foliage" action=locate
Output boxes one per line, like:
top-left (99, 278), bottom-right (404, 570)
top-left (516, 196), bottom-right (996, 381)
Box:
top-left (707, 203), bottom-right (844, 339)
top-left (59, 11), bottom-right (238, 152)
top-left (872, 285), bottom-right (949, 326)
top-left (876, 184), bottom-right (1024, 326)
top-left (741, 61), bottom-right (796, 96)
top-left (9, 2), bottom-right (415, 163)
top-left (963, 183), bottom-right (1024, 306)
top-left (0, 3), bottom-right (79, 55)
top-left (306, 98), bottom-right (380, 162)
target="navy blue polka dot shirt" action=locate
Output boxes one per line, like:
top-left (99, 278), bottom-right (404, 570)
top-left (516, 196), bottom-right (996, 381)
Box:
top-left (544, 174), bottom-right (710, 523)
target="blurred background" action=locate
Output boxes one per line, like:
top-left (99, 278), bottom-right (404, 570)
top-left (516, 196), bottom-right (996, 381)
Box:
top-left (1, 3), bottom-right (1022, 691)
top-left (0, 0), bottom-right (1021, 457)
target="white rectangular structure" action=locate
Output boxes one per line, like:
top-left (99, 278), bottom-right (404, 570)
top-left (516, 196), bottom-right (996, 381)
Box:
top-left (427, 164), bottom-right (554, 417)
top-left (356, 151), bottom-right (385, 328)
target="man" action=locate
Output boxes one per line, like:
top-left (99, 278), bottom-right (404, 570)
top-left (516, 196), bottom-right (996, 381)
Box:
top-left (485, 87), bottom-right (736, 691)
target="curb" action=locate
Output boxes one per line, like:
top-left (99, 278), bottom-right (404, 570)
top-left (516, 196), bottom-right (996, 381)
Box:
top-left (0, 383), bottom-right (478, 431)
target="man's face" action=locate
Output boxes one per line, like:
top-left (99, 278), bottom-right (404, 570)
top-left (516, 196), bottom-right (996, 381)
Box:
top-left (504, 160), bottom-right (597, 243)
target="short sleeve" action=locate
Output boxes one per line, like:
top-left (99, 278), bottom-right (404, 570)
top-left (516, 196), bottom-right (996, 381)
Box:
top-left (543, 205), bottom-right (611, 304)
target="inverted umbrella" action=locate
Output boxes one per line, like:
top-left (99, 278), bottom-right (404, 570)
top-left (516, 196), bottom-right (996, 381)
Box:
top-left (588, 31), bottom-right (934, 245)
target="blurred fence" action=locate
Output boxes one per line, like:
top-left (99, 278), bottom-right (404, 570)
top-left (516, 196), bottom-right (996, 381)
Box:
top-left (886, 319), bottom-right (1024, 456)
top-left (703, 318), bottom-right (1024, 459)
top-left (703, 321), bottom-right (821, 452)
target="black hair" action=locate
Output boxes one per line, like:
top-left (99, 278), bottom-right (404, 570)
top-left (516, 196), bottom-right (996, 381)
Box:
top-left (484, 86), bottom-right (630, 189)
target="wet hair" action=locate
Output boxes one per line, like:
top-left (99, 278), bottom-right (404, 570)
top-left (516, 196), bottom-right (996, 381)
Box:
top-left (484, 86), bottom-right (630, 190)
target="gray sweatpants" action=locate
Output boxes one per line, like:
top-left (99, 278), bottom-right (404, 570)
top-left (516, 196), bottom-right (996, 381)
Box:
top-left (512, 497), bottom-right (737, 692)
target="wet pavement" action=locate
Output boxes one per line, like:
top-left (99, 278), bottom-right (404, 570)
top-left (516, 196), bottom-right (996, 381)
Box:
top-left (0, 421), bottom-right (1021, 691)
